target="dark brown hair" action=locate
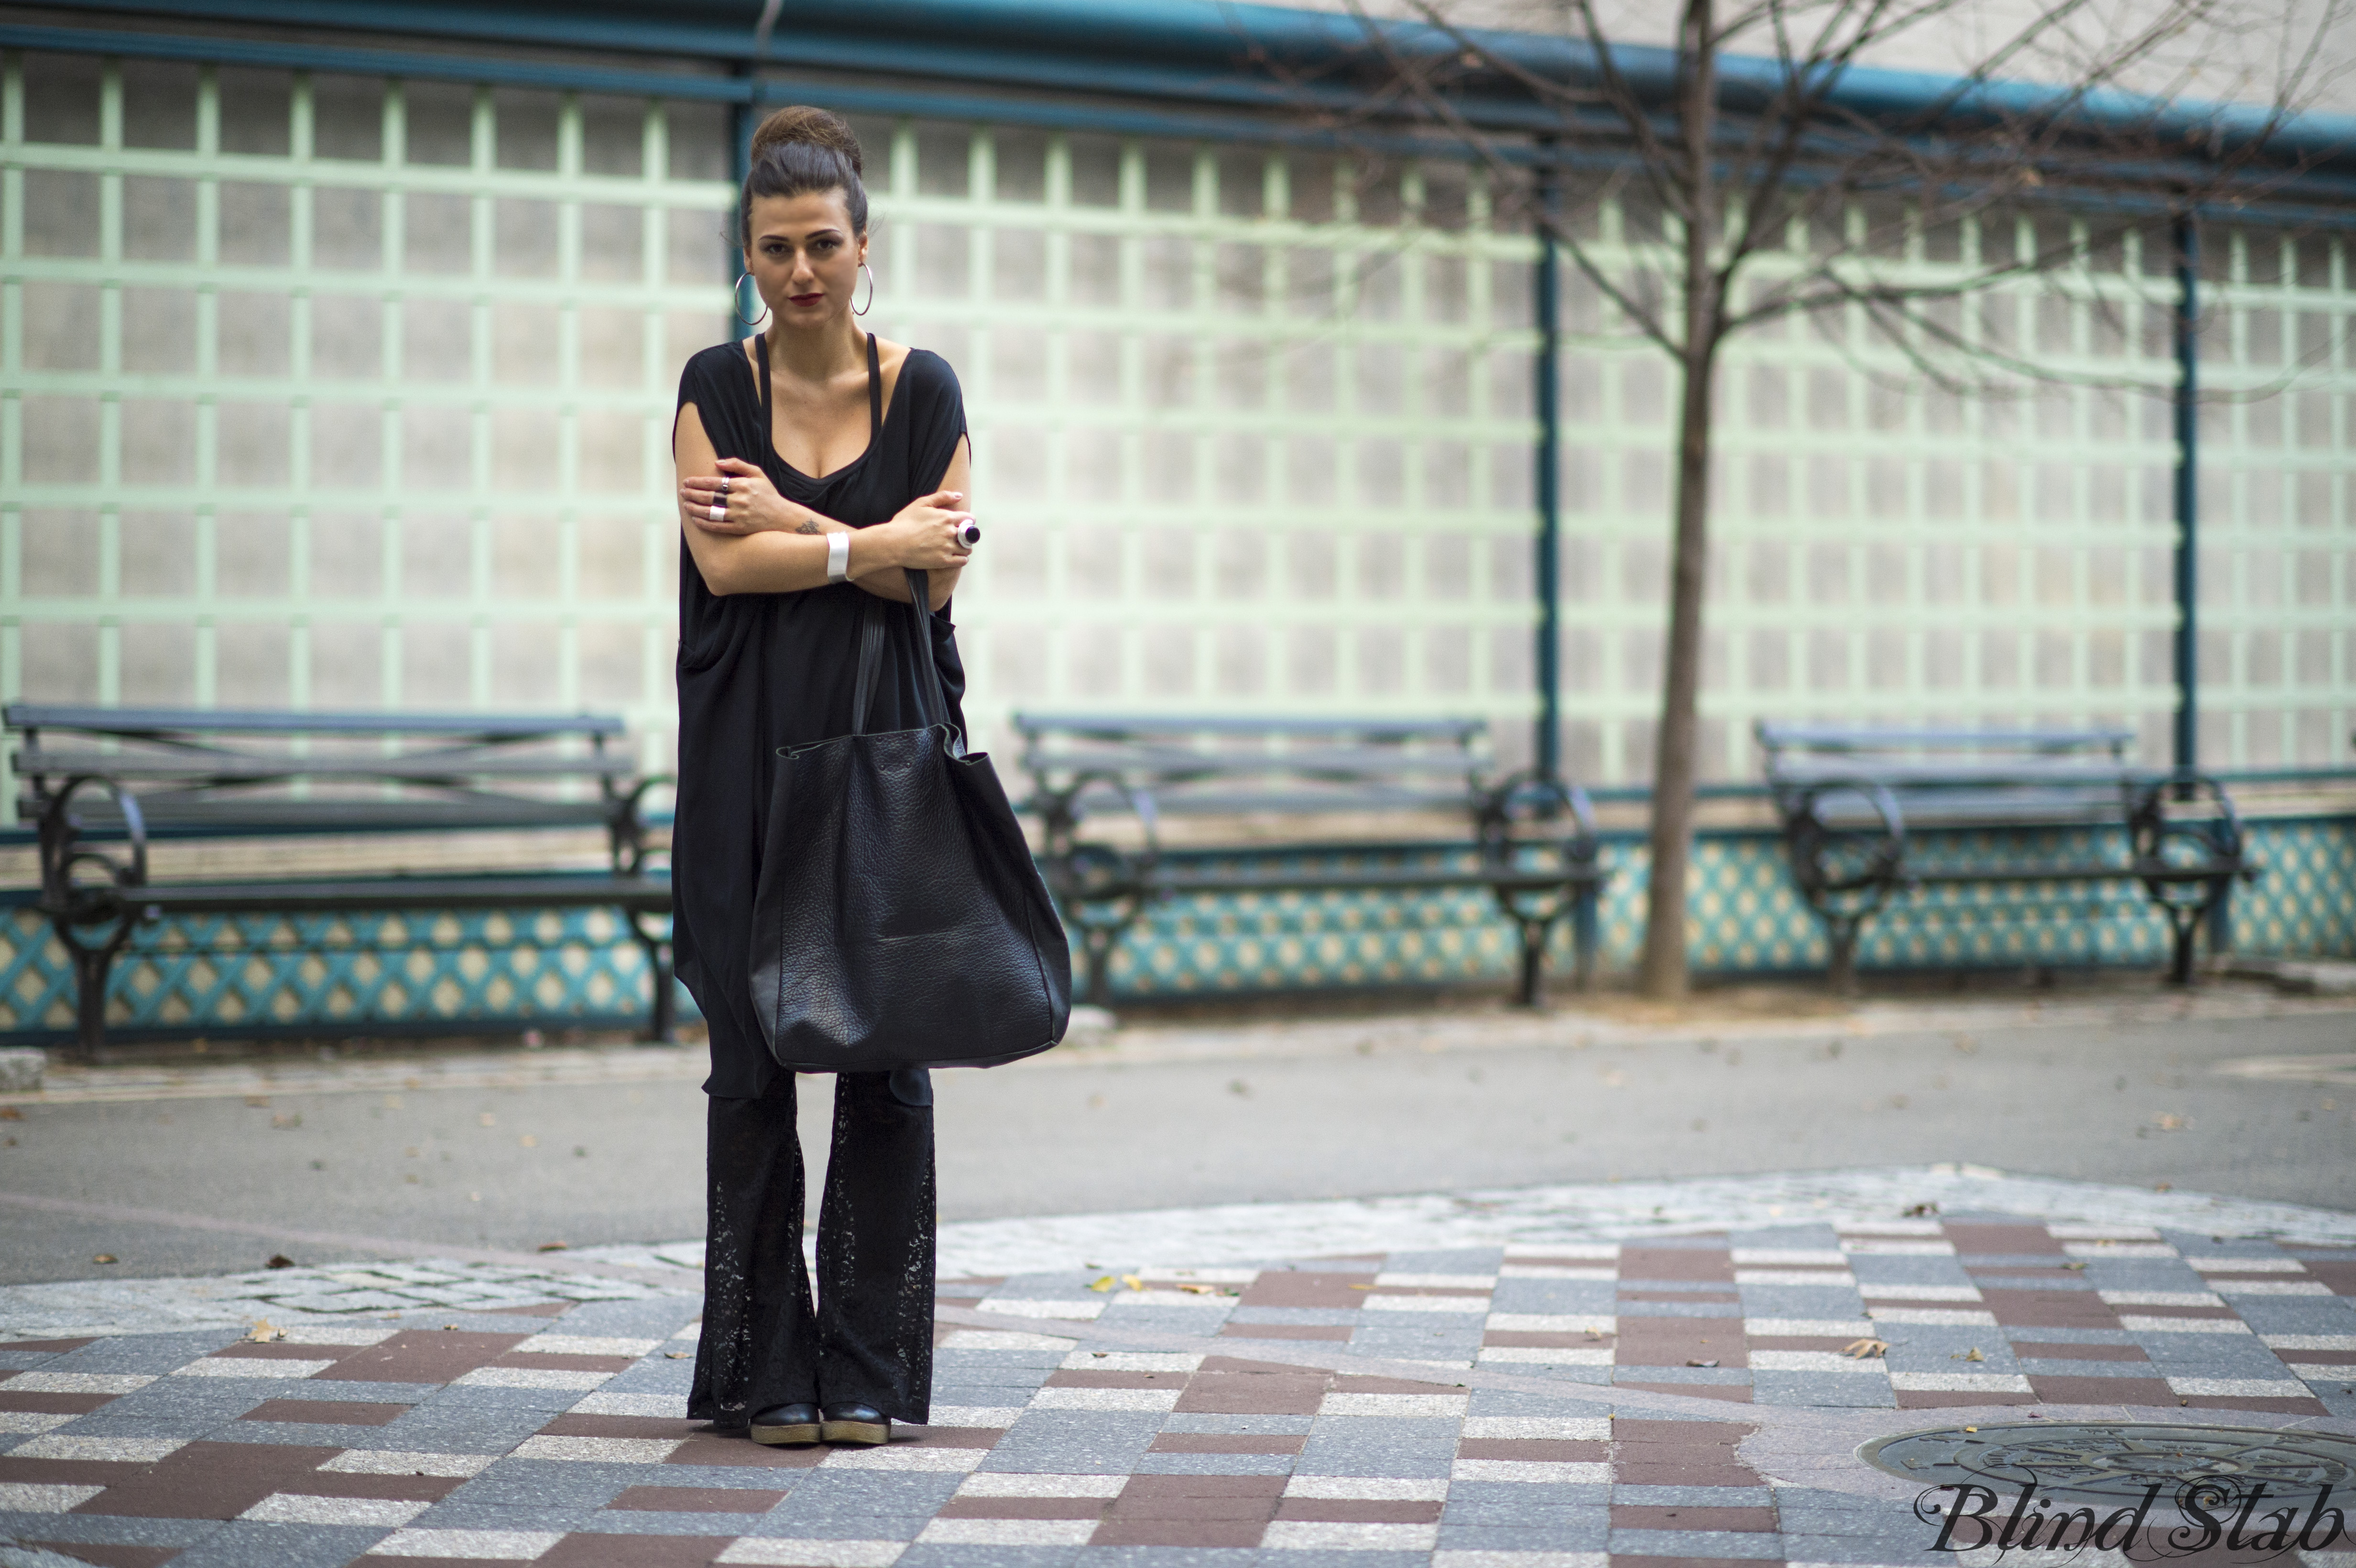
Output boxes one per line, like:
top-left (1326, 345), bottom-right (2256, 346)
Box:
top-left (741, 106), bottom-right (867, 245)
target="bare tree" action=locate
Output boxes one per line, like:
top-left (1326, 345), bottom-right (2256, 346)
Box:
top-left (1320, 0), bottom-right (2337, 997)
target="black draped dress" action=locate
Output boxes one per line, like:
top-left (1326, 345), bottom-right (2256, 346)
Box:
top-left (672, 333), bottom-right (967, 1426)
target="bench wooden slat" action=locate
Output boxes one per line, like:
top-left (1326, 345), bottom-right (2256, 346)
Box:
top-left (1025, 747), bottom-right (1482, 778)
top-left (113, 872), bottom-right (670, 916)
top-left (14, 748), bottom-right (635, 781)
top-left (1808, 797), bottom-right (2132, 828)
top-left (1058, 784), bottom-right (1483, 817)
top-left (1768, 762), bottom-right (2143, 788)
top-left (1758, 724), bottom-right (2132, 753)
top-left (22, 798), bottom-right (621, 832)
top-left (1159, 866), bottom-right (1602, 896)
top-left (1015, 712), bottom-right (1483, 741)
top-left (5, 704), bottom-right (624, 738)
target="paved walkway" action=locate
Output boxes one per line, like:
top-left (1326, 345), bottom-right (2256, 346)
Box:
top-left (3, 1171), bottom-right (2354, 1568)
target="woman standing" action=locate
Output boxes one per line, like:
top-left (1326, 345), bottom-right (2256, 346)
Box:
top-left (670, 107), bottom-right (975, 1448)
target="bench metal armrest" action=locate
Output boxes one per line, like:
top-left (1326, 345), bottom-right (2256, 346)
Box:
top-left (2125, 772), bottom-right (2246, 899)
top-left (1782, 776), bottom-right (1908, 900)
top-left (610, 774), bottom-right (676, 874)
top-left (1478, 769), bottom-right (1597, 856)
top-left (39, 773), bottom-right (150, 918)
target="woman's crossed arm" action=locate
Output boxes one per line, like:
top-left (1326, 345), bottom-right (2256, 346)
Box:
top-left (674, 402), bottom-right (971, 610)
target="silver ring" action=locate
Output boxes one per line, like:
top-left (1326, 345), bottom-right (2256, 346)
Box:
top-left (707, 503), bottom-right (724, 523)
top-left (952, 520), bottom-right (981, 548)
top-left (718, 478), bottom-right (730, 495)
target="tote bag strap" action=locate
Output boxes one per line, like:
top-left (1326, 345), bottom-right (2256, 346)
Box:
top-left (850, 573), bottom-right (956, 751)
top-left (851, 599), bottom-right (886, 735)
top-left (899, 568), bottom-right (964, 756)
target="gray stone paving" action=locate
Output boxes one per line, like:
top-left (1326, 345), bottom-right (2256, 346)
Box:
top-left (2, 1175), bottom-right (2354, 1566)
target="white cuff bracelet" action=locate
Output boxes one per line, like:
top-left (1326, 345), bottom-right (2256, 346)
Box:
top-left (826, 530), bottom-right (851, 584)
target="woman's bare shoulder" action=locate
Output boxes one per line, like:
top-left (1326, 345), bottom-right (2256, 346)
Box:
top-left (872, 334), bottom-right (914, 378)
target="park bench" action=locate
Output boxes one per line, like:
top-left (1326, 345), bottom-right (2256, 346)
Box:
top-left (1012, 713), bottom-right (1606, 1007)
top-left (6, 705), bottom-right (673, 1058)
top-left (1756, 723), bottom-right (2250, 991)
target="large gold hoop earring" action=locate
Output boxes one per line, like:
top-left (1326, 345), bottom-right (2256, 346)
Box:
top-left (854, 262), bottom-right (875, 318)
top-left (733, 272), bottom-right (770, 328)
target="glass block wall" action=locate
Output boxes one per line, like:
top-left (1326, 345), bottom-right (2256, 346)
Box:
top-left (3, 46), bottom-right (2351, 795)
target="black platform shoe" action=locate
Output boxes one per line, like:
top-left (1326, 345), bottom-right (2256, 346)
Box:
top-left (820, 1402), bottom-right (890, 1446)
top-left (749, 1402), bottom-right (821, 1446)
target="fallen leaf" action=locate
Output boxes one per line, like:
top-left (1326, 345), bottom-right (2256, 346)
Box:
top-left (536, 1241), bottom-right (568, 1252)
top-left (1178, 1283), bottom-right (1217, 1295)
top-left (245, 1320), bottom-right (285, 1343)
top-left (1120, 1274), bottom-right (1144, 1292)
top-left (245, 1096), bottom-right (270, 1109)
top-left (1952, 1347), bottom-right (1984, 1362)
top-left (1087, 1275), bottom-right (1116, 1292)
top-left (92, 1254), bottom-right (117, 1265)
top-left (1903, 1202), bottom-right (1938, 1218)
top-left (1842, 1338), bottom-right (1890, 1360)
top-left (1963, 1425), bottom-right (1978, 1433)
top-left (520, 1135), bottom-right (537, 1148)
top-left (665, 1351), bottom-right (689, 1360)
top-left (2063, 1260), bottom-right (2087, 1271)
top-left (2155, 1112), bottom-right (2186, 1132)
top-left (1685, 1357), bottom-right (1719, 1368)
top-left (1583, 1327), bottom-right (1604, 1339)
top-left (265, 1254), bottom-right (295, 1270)
top-left (0, 1107), bottom-right (22, 1121)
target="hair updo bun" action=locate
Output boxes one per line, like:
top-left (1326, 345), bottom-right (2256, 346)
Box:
top-left (741, 105), bottom-right (868, 245)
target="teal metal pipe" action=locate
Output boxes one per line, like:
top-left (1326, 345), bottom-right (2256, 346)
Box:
top-left (1532, 160), bottom-right (1562, 782)
top-left (2172, 214), bottom-right (2200, 777)
top-left (48, 0), bottom-right (2356, 173)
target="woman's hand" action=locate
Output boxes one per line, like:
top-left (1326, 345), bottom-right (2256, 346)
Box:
top-left (680, 457), bottom-right (803, 537)
top-left (855, 490), bottom-right (976, 574)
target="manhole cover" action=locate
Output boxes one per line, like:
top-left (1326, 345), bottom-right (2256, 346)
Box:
top-left (1860, 1423), bottom-right (2356, 1504)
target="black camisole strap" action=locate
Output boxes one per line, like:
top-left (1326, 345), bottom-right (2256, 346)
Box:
top-left (751, 332), bottom-right (883, 460)
top-left (754, 332), bottom-right (771, 447)
top-left (865, 332), bottom-right (882, 439)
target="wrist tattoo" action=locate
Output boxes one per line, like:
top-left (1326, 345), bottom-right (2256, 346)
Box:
top-left (795, 515), bottom-right (822, 535)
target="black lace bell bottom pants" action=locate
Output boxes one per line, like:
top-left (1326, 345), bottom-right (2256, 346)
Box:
top-left (687, 1069), bottom-right (935, 1427)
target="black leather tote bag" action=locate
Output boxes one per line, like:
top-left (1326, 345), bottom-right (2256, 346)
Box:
top-left (749, 569), bottom-right (1070, 1072)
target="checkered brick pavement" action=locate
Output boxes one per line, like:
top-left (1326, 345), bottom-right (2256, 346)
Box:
top-left (3, 1212), bottom-right (2353, 1567)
